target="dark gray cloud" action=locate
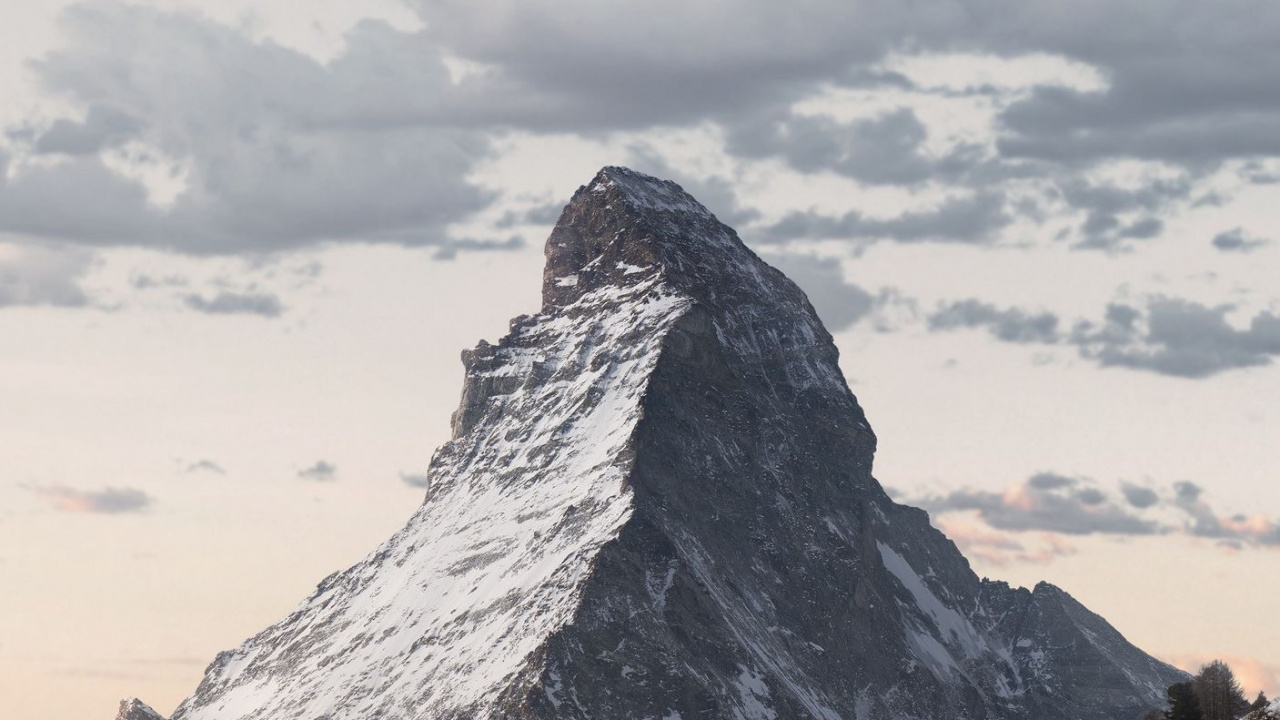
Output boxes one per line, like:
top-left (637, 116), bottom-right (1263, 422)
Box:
top-left (760, 191), bottom-right (1009, 246)
top-left (725, 108), bottom-right (988, 186)
top-left (1212, 227), bottom-right (1270, 253)
top-left (995, 39), bottom-right (1280, 168)
top-left (928, 299), bottom-right (1060, 343)
top-left (185, 460), bottom-right (225, 475)
top-left (298, 461), bottom-right (337, 482)
top-left (1028, 472), bottom-right (1076, 490)
top-left (415, 0), bottom-right (1277, 149)
top-left (28, 484), bottom-right (152, 514)
top-left (1071, 298), bottom-right (1280, 378)
top-left (416, 0), bottom-right (1280, 175)
top-left (916, 472), bottom-right (1161, 536)
top-left (32, 104), bottom-right (144, 156)
top-left (6, 0), bottom-right (1280, 261)
top-left (1173, 480), bottom-right (1221, 537)
top-left (412, 0), bottom-right (1280, 254)
top-left (183, 291), bottom-right (284, 318)
top-left (1056, 176), bottom-right (1190, 251)
top-left (925, 294), bottom-right (1280, 379)
top-left (1121, 482), bottom-right (1160, 509)
top-left (1, 5), bottom-right (504, 256)
top-left (400, 473), bottom-right (431, 489)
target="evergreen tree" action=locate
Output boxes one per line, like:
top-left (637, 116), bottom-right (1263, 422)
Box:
top-left (1251, 692), bottom-right (1270, 713)
top-left (1194, 660), bottom-right (1248, 720)
top-left (1166, 681), bottom-right (1204, 720)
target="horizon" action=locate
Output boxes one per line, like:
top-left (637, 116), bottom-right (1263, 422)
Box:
top-left (1, 1), bottom-right (1278, 718)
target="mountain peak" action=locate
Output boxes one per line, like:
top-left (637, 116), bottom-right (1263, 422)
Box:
top-left (541, 165), bottom-right (756, 308)
top-left (115, 698), bottom-right (164, 720)
top-left (137, 167), bottom-right (1183, 720)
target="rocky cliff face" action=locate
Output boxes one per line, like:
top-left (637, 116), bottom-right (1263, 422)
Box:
top-left (127, 167), bottom-right (1185, 720)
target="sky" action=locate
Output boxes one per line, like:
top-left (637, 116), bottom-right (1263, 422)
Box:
top-left (1, 1), bottom-right (1278, 717)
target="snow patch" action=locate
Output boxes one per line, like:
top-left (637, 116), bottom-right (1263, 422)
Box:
top-left (879, 542), bottom-right (988, 661)
top-left (171, 273), bottom-right (692, 720)
top-left (734, 666), bottom-right (778, 720)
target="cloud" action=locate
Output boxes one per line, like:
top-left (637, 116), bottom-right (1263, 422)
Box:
top-left (0, 244), bottom-right (96, 309)
top-left (924, 294), bottom-right (1280, 379)
top-left (185, 460), bottom-right (225, 475)
top-left (1171, 480), bottom-right (1280, 547)
top-left (1056, 176), bottom-right (1190, 251)
top-left (995, 44), bottom-right (1280, 168)
top-left (911, 468), bottom-right (1162, 535)
top-left (400, 473), bottom-right (431, 488)
top-left (1071, 298), bottom-right (1280, 378)
top-left (759, 191), bottom-right (1009, 246)
top-left (5, 0), bottom-right (1277, 265)
top-left (0, 0), bottom-right (1277, 275)
top-left (917, 472), bottom-right (1162, 536)
top-left (414, 0), bottom-right (1280, 181)
top-left (0, 4), bottom-right (505, 256)
top-left (33, 104), bottom-right (145, 156)
top-left (1212, 227), bottom-right (1270, 253)
top-left (916, 474), bottom-right (1280, 564)
top-left (927, 299), bottom-right (1060, 343)
top-left (183, 291), bottom-right (284, 318)
top-left (724, 107), bottom-right (987, 186)
top-left (1120, 482), bottom-right (1160, 509)
top-left (28, 485), bottom-right (152, 514)
top-left (298, 461), bottom-right (337, 482)
top-left (409, 0), bottom-right (1280, 256)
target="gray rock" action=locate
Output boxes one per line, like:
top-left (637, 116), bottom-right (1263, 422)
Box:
top-left (123, 167), bottom-right (1186, 720)
top-left (115, 698), bottom-right (165, 720)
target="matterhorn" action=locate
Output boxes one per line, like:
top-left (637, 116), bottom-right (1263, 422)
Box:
top-left (122, 167), bottom-right (1185, 720)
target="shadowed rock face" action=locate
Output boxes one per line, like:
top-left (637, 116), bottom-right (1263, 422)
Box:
top-left (123, 167), bottom-right (1185, 720)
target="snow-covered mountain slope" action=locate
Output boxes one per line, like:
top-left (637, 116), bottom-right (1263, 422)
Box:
top-left (129, 167), bottom-right (1185, 720)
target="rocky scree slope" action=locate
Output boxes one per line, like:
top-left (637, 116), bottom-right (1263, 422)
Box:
top-left (126, 167), bottom-right (1186, 720)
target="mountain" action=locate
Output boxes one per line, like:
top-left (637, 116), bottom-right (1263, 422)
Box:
top-left (115, 698), bottom-right (165, 720)
top-left (125, 167), bottom-right (1185, 720)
